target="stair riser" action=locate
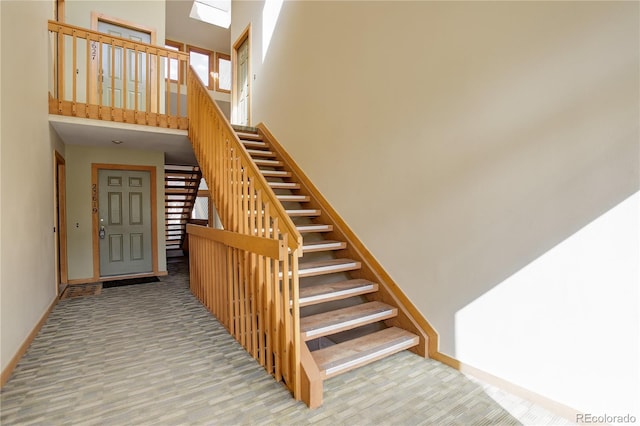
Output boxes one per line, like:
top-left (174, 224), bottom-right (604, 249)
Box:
top-left (297, 226), bottom-right (333, 233)
top-left (247, 149), bottom-right (276, 157)
top-left (288, 210), bottom-right (321, 217)
top-left (245, 209), bottom-right (320, 217)
top-left (268, 183), bottom-right (301, 189)
top-left (298, 262), bottom-right (361, 278)
top-left (302, 242), bottom-right (346, 253)
top-left (254, 159), bottom-right (283, 167)
top-left (241, 141), bottom-right (268, 150)
top-left (260, 170), bottom-right (291, 177)
top-left (277, 195), bottom-right (310, 202)
top-left (322, 337), bottom-right (418, 379)
top-left (301, 308), bottom-right (397, 341)
top-left (299, 284), bottom-right (377, 307)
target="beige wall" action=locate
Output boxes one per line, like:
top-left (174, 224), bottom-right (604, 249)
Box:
top-left (1, 0), bottom-right (58, 372)
top-left (232, 0), bottom-right (639, 416)
top-left (64, 0), bottom-right (165, 43)
top-left (65, 145), bottom-right (166, 281)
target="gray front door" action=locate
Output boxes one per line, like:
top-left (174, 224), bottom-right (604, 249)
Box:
top-left (98, 169), bottom-right (152, 276)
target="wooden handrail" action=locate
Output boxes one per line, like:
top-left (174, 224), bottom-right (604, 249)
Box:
top-left (186, 67), bottom-right (302, 251)
top-left (48, 21), bottom-right (189, 61)
top-left (186, 68), bottom-right (302, 400)
top-left (48, 20), bottom-right (188, 130)
top-left (186, 224), bottom-right (284, 258)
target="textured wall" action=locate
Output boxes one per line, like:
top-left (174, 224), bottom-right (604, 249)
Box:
top-left (231, 0), bottom-right (639, 416)
top-left (1, 0), bottom-right (58, 373)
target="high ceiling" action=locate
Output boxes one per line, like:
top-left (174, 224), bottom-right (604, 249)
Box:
top-left (165, 0), bottom-right (231, 53)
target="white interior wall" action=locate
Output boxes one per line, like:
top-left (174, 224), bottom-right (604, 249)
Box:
top-left (0, 0), bottom-right (58, 373)
top-left (231, 0), bottom-right (639, 416)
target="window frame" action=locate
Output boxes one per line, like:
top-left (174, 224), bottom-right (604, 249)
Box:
top-left (187, 45), bottom-right (215, 90)
top-left (165, 39), bottom-right (185, 84)
top-left (214, 52), bottom-right (231, 94)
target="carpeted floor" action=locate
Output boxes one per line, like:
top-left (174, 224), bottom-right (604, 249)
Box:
top-left (0, 258), bottom-right (573, 425)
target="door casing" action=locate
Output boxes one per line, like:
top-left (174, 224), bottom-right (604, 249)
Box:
top-left (89, 12), bottom-right (157, 109)
top-left (232, 24), bottom-right (251, 126)
top-left (54, 151), bottom-right (68, 294)
top-left (91, 163), bottom-right (158, 281)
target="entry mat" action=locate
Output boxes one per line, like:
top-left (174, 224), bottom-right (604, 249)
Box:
top-left (102, 276), bottom-right (160, 289)
top-left (60, 284), bottom-right (102, 300)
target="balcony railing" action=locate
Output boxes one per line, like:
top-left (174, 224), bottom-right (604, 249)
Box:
top-left (48, 20), bottom-right (189, 130)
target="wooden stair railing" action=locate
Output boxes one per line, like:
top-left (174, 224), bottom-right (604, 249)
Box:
top-left (186, 67), bottom-right (303, 400)
top-left (164, 165), bottom-right (201, 252)
top-left (48, 20), bottom-right (188, 130)
top-left (231, 124), bottom-right (439, 408)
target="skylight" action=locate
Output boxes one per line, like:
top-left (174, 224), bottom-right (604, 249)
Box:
top-left (190, 0), bottom-right (231, 29)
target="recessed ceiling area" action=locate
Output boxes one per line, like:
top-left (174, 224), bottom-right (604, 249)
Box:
top-left (166, 0), bottom-right (231, 53)
top-left (49, 115), bottom-right (197, 166)
top-left (190, 0), bottom-right (231, 29)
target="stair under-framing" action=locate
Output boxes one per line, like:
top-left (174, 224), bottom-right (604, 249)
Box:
top-left (164, 164), bottom-right (201, 253)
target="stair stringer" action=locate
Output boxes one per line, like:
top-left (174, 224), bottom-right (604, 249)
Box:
top-left (164, 165), bottom-right (202, 251)
top-left (256, 123), bottom-right (438, 359)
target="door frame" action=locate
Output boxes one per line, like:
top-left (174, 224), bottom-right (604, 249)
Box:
top-left (91, 163), bottom-right (158, 281)
top-left (89, 12), bottom-right (157, 109)
top-left (54, 151), bottom-right (68, 294)
top-left (232, 24), bottom-right (251, 125)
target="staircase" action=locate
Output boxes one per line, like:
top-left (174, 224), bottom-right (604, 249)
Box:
top-left (164, 165), bottom-right (202, 252)
top-left (233, 125), bottom-right (426, 406)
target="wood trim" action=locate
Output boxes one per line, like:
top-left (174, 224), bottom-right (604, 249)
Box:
top-left (257, 123), bottom-right (439, 358)
top-left (49, 98), bottom-right (189, 130)
top-left (90, 12), bottom-right (157, 45)
top-left (165, 39), bottom-right (185, 84)
top-left (91, 164), bottom-right (159, 281)
top-left (1, 296), bottom-right (58, 387)
top-left (214, 52), bottom-right (231, 94)
top-left (187, 45), bottom-right (215, 90)
top-left (165, 39), bottom-right (184, 51)
top-left (56, 0), bottom-right (65, 22)
top-left (66, 271), bottom-right (168, 286)
top-left (99, 271), bottom-right (167, 282)
top-left (300, 339), bottom-right (323, 408)
top-left (89, 13), bottom-right (158, 112)
top-left (54, 151), bottom-right (68, 288)
top-left (432, 352), bottom-right (580, 422)
top-left (67, 277), bottom-right (96, 285)
top-left (232, 24), bottom-right (251, 125)
top-left (186, 224), bottom-right (281, 258)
